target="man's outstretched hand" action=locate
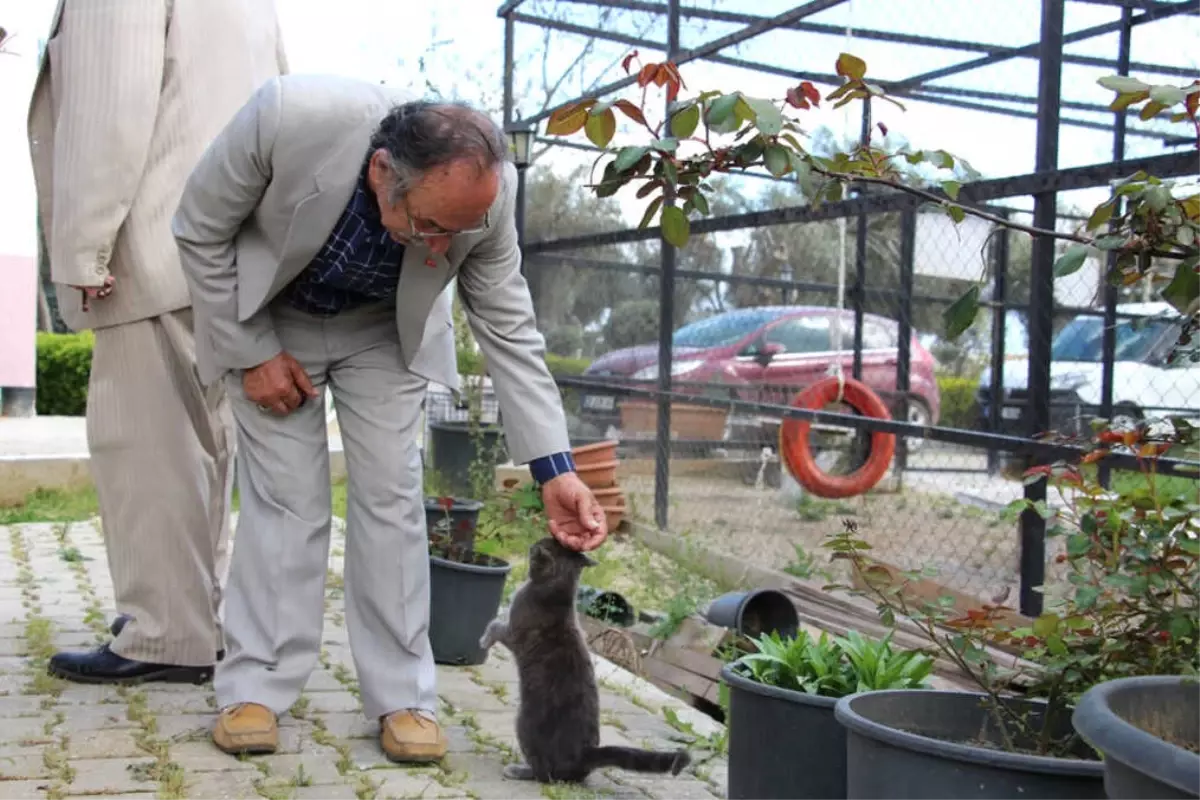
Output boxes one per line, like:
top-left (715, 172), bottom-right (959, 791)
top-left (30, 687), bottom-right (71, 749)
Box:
top-left (542, 472), bottom-right (607, 552)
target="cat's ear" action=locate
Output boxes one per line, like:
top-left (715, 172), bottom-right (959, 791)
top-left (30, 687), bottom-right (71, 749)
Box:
top-left (579, 552), bottom-right (598, 567)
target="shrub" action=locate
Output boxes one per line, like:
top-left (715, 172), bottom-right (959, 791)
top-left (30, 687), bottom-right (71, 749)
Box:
top-left (544, 353), bottom-right (591, 376)
top-left (936, 375), bottom-right (979, 429)
top-left (36, 331), bottom-right (94, 417)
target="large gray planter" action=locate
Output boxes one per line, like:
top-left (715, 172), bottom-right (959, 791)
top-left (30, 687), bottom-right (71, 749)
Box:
top-left (834, 689), bottom-right (1104, 799)
top-left (721, 663), bottom-right (849, 799)
top-left (1073, 675), bottom-right (1200, 800)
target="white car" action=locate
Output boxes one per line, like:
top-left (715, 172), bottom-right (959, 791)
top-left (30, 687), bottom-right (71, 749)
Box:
top-left (977, 302), bottom-right (1198, 435)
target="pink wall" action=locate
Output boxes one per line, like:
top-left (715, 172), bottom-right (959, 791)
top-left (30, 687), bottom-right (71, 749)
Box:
top-left (0, 253), bottom-right (38, 388)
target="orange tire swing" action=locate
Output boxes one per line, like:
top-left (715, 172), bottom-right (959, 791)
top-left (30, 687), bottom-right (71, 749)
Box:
top-left (778, 375), bottom-right (896, 499)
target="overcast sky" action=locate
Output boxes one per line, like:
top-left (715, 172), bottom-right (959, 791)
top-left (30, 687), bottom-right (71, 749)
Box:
top-left (2, 0), bottom-right (1196, 260)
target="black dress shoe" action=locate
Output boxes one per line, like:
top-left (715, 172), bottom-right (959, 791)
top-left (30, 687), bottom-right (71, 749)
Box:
top-left (109, 614), bottom-right (226, 661)
top-left (48, 644), bottom-right (215, 685)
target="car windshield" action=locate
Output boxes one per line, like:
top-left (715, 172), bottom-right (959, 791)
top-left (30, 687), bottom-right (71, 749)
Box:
top-left (672, 310), bottom-right (781, 349)
top-left (1050, 314), bottom-right (1176, 363)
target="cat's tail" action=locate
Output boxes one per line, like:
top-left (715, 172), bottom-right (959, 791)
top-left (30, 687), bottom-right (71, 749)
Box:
top-left (583, 745), bottom-right (690, 775)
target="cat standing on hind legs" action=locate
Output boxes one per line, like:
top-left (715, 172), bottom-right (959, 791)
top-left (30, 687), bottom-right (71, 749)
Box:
top-left (478, 537), bottom-right (691, 784)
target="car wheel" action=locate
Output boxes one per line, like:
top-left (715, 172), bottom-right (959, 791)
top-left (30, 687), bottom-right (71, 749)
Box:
top-left (904, 399), bottom-right (932, 454)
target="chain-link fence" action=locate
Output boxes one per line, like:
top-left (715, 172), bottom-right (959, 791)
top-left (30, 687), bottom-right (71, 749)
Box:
top-left (491, 0), bottom-right (1200, 616)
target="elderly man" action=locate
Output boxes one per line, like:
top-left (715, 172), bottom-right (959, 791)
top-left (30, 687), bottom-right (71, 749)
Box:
top-left (171, 75), bottom-right (607, 762)
top-left (27, 0), bottom-right (287, 684)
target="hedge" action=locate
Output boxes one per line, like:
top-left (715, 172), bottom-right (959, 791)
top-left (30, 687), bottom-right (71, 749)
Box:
top-left (936, 375), bottom-right (981, 430)
top-left (35, 331), bottom-right (591, 418)
top-left (36, 331), bottom-right (94, 417)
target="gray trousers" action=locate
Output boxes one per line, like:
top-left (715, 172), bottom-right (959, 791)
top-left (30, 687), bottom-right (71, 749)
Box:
top-left (213, 300), bottom-right (436, 721)
top-left (89, 308), bottom-right (233, 666)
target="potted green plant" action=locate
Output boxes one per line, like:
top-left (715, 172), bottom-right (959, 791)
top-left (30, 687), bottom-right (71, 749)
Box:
top-left (425, 494), bottom-right (511, 666)
top-left (822, 418), bottom-right (1199, 799)
top-left (1073, 675), bottom-right (1199, 800)
top-left (721, 628), bottom-right (934, 799)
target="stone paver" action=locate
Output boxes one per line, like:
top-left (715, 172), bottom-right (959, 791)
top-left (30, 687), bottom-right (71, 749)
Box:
top-left (1, 520), bottom-right (728, 799)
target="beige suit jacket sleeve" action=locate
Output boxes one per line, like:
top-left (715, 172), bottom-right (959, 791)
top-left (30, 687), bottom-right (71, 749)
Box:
top-left (48, 0), bottom-right (166, 287)
top-left (171, 78), bottom-right (284, 373)
top-left (456, 167), bottom-right (570, 465)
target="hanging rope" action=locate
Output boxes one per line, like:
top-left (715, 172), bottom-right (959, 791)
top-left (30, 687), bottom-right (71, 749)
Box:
top-left (777, 0), bottom-right (896, 499)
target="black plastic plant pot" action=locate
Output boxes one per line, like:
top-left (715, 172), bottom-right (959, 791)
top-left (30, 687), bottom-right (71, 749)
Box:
top-left (429, 420), bottom-right (506, 498)
top-left (1072, 675), bottom-right (1200, 800)
top-left (424, 496), bottom-right (485, 550)
top-left (721, 663), bottom-right (849, 799)
top-left (834, 690), bottom-right (1105, 799)
top-left (427, 550), bottom-right (511, 666)
top-left (576, 585), bottom-right (635, 627)
top-left (705, 589), bottom-right (799, 639)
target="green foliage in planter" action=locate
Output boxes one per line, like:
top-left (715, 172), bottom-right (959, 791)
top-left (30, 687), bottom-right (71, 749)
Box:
top-left (35, 331), bottom-right (94, 416)
top-left (731, 628), bottom-right (935, 698)
top-left (936, 376), bottom-right (980, 430)
top-left (823, 416), bottom-right (1200, 758)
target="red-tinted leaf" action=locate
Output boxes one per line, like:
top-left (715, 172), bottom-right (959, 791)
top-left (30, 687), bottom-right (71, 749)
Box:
top-left (621, 50), bottom-right (639, 74)
top-left (614, 99), bottom-right (647, 125)
top-left (636, 62), bottom-right (658, 89)
top-left (437, 496), bottom-right (454, 511)
top-left (800, 81), bottom-right (821, 106)
top-left (785, 87), bottom-right (810, 109)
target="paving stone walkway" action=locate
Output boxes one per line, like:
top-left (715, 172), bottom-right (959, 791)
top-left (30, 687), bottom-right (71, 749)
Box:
top-left (1, 520), bottom-right (727, 799)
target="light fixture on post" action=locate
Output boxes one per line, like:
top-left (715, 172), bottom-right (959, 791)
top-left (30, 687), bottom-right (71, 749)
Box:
top-left (505, 120), bottom-right (535, 170)
top-left (504, 120), bottom-right (535, 283)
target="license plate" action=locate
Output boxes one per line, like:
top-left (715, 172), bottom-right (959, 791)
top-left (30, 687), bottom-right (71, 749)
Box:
top-left (583, 395), bottom-right (615, 412)
top-left (1002, 406), bottom-right (1021, 420)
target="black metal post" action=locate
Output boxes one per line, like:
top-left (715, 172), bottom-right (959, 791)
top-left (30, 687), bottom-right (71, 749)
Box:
top-left (895, 208), bottom-right (916, 478)
top-left (1098, 6), bottom-right (1132, 489)
top-left (1020, 0), bottom-right (1065, 619)
top-left (987, 210), bottom-right (1010, 476)
top-left (515, 165), bottom-right (528, 278)
top-left (653, 0), bottom-right (680, 531)
top-left (502, 14), bottom-right (515, 127)
top-left (851, 105), bottom-right (871, 380)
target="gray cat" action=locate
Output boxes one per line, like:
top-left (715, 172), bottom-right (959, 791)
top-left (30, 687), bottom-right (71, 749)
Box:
top-left (479, 536), bottom-right (691, 784)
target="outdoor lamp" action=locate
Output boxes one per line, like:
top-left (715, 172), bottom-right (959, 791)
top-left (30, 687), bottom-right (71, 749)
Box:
top-left (505, 121), bottom-right (535, 169)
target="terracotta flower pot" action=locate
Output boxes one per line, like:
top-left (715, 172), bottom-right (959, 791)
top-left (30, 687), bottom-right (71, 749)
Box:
top-left (572, 439), bottom-right (619, 468)
top-left (591, 486), bottom-right (625, 508)
top-left (618, 399), bottom-right (728, 441)
top-left (577, 459), bottom-right (618, 490)
top-left (601, 505), bottom-right (625, 532)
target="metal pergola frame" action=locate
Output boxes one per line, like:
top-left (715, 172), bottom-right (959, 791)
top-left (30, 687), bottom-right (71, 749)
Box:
top-left (497, 0), bottom-right (1199, 616)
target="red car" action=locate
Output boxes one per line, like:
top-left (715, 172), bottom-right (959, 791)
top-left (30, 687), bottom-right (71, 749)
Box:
top-left (578, 305), bottom-right (940, 436)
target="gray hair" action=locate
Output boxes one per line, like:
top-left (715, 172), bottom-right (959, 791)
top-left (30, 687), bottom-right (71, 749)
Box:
top-left (369, 100), bottom-right (508, 205)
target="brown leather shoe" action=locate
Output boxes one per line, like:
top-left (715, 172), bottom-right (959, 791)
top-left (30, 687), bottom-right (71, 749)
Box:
top-left (212, 702), bottom-right (279, 755)
top-left (380, 709), bottom-right (447, 763)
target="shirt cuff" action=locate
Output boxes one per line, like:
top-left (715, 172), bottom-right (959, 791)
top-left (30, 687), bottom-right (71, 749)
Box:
top-left (529, 451), bottom-right (576, 484)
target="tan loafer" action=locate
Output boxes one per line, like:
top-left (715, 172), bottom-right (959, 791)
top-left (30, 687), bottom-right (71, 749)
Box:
top-left (212, 702), bottom-right (279, 755)
top-left (380, 709), bottom-right (447, 763)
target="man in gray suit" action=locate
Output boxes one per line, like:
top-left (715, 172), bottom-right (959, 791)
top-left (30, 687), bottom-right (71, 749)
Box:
top-left (27, 0), bottom-right (286, 684)
top-left (172, 75), bottom-right (608, 763)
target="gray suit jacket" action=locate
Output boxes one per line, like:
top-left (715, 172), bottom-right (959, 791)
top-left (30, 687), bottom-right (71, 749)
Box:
top-left (27, 0), bottom-right (287, 332)
top-left (170, 74), bottom-right (569, 464)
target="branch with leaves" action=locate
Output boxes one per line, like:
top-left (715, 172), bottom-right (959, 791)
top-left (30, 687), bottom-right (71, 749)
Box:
top-left (544, 51), bottom-right (1200, 342)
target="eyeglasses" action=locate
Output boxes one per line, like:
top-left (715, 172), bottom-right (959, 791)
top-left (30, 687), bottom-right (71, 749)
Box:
top-left (403, 198), bottom-right (490, 241)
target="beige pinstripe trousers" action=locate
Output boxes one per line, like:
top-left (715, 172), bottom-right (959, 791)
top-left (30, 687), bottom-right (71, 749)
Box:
top-left (86, 308), bottom-right (233, 666)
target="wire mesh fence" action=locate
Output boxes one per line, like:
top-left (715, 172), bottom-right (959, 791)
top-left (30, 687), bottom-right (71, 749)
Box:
top-left (490, 0), bottom-right (1200, 615)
